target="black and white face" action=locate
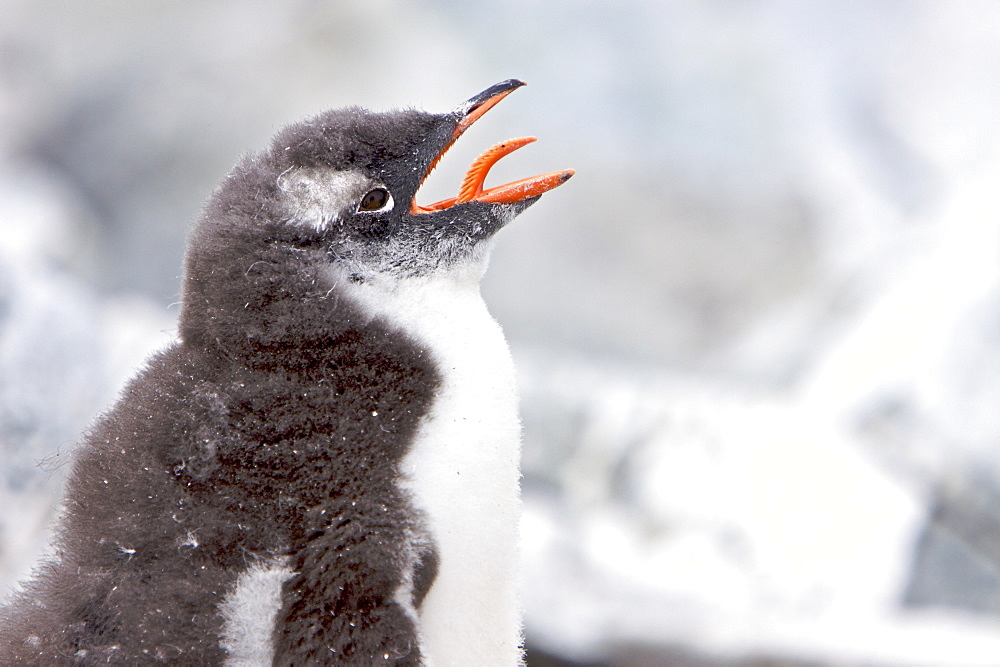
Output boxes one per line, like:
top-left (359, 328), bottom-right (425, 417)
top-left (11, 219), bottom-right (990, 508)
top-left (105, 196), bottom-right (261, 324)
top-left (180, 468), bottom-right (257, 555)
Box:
top-left (181, 80), bottom-right (572, 352)
top-left (272, 158), bottom-right (527, 280)
top-left (250, 79), bottom-right (572, 280)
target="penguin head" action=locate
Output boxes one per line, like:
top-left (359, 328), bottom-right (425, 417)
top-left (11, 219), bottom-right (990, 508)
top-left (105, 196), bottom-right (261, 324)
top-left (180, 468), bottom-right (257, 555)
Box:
top-left (180, 80), bottom-right (572, 354)
top-left (231, 79), bottom-right (570, 276)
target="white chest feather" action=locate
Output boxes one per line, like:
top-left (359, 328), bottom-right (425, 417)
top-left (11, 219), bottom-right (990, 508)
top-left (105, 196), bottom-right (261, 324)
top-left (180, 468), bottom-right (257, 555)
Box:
top-left (219, 558), bottom-right (294, 666)
top-left (344, 268), bottom-right (524, 665)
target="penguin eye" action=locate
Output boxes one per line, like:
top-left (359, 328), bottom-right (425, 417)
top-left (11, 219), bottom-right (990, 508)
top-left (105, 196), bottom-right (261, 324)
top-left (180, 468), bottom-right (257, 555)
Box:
top-left (358, 188), bottom-right (392, 212)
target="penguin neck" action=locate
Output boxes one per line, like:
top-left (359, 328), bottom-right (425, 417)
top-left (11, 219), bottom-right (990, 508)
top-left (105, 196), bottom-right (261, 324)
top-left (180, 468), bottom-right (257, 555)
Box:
top-left (336, 260), bottom-right (525, 665)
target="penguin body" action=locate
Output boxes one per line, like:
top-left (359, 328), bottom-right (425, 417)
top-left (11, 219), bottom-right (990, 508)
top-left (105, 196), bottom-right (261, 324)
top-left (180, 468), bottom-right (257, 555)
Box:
top-left (346, 267), bottom-right (523, 662)
top-left (0, 81), bottom-right (572, 664)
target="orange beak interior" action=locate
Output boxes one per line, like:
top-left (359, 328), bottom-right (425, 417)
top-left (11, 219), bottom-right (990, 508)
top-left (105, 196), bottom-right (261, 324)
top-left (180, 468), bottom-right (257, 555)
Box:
top-left (410, 87), bottom-right (574, 215)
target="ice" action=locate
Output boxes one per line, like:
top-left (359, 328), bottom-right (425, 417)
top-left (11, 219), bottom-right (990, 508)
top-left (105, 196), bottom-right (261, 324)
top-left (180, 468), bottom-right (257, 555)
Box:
top-left (4, 1), bottom-right (1000, 662)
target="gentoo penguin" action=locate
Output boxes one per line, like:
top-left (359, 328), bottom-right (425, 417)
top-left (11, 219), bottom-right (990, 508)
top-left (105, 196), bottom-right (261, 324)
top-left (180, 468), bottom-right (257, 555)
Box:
top-left (0, 79), bottom-right (572, 664)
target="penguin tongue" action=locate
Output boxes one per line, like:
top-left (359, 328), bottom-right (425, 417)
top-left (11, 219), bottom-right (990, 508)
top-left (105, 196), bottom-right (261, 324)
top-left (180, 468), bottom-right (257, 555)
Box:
top-left (456, 137), bottom-right (574, 205)
top-left (414, 138), bottom-right (574, 213)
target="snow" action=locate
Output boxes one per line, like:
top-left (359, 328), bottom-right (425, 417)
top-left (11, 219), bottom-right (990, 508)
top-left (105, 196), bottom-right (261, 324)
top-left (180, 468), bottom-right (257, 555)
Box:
top-left (4, 1), bottom-right (1000, 663)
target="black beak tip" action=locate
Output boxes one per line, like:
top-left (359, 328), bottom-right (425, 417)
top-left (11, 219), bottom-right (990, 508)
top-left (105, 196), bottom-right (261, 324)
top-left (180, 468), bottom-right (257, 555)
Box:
top-left (461, 79), bottom-right (527, 114)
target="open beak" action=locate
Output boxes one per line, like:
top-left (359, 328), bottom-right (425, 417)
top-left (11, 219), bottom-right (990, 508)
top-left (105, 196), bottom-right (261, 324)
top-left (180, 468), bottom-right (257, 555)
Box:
top-left (410, 80), bottom-right (575, 215)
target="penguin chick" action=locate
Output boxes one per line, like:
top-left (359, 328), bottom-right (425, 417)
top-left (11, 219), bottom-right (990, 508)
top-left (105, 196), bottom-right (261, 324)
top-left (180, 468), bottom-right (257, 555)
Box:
top-left (0, 80), bottom-right (572, 665)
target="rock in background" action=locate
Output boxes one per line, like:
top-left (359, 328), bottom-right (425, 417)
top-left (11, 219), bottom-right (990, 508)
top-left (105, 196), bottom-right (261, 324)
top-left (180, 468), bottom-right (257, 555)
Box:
top-left (2, 1), bottom-right (1000, 663)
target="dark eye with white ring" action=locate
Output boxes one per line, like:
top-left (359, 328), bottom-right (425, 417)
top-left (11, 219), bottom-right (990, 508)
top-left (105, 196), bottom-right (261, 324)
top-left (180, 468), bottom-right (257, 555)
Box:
top-left (358, 188), bottom-right (392, 212)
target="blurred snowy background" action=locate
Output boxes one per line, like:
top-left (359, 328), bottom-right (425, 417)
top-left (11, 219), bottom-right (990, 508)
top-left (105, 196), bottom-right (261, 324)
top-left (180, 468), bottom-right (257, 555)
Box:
top-left (3, 0), bottom-right (1000, 663)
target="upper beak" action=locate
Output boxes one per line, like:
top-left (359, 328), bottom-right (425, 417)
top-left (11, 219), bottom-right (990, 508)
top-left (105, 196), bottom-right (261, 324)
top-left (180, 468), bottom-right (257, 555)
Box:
top-left (410, 80), bottom-right (575, 214)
